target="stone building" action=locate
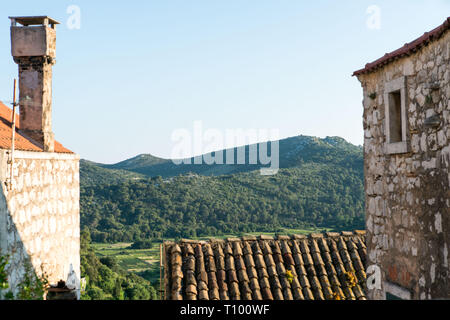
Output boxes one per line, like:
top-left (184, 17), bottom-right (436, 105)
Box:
top-left (0, 16), bottom-right (80, 299)
top-left (353, 17), bottom-right (450, 299)
top-left (163, 231), bottom-right (367, 300)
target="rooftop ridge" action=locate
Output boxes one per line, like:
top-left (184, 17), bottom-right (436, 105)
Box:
top-left (163, 230), bottom-right (366, 246)
top-left (353, 17), bottom-right (450, 76)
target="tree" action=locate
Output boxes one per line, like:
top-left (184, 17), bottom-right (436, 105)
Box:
top-left (80, 230), bottom-right (157, 300)
top-left (130, 240), bottom-right (153, 250)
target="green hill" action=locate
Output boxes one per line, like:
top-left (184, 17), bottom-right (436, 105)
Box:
top-left (80, 159), bottom-right (145, 187)
top-left (103, 154), bottom-right (168, 171)
top-left (80, 135), bottom-right (364, 243)
top-left (91, 135), bottom-right (363, 178)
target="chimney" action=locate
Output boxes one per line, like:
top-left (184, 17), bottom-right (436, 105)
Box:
top-left (9, 16), bottom-right (60, 152)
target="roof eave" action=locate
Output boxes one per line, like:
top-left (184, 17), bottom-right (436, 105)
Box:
top-left (353, 17), bottom-right (450, 77)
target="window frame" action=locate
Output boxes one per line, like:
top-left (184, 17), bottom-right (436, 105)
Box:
top-left (384, 76), bottom-right (410, 154)
top-left (383, 281), bottom-right (412, 300)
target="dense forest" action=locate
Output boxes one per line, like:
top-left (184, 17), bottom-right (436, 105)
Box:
top-left (81, 167), bottom-right (364, 242)
top-left (80, 135), bottom-right (364, 242)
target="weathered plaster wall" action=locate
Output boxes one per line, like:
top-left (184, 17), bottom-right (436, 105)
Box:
top-left (357, 31), bottom-right (450, 299)
top-left (0, 150), bottom-right (80, 298)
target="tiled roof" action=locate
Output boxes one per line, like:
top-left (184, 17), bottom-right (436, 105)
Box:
top-left (353, 17), bottom-right (450, 76)
top-left (163, 231), bottom-right (367, 300)
top-left (0, 101), bottom-right (73, 153)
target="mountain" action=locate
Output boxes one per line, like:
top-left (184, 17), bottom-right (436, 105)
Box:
top-left (103, 154), bottom-right (168, 171)
top-left (80, 159), bottom-right (145, 187)
top-left (87, 135), bottom-right (363, 179)
top-left (79, 135), bottom-right (365, 242)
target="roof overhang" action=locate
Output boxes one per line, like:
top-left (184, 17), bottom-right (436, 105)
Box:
top-left (353, 17), bottom-right (450, 77)
top-left (9, 16), bottom-right (61, 26)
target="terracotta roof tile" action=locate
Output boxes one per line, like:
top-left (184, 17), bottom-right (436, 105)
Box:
top-left (0, 101), bottom-right (73, 153)
top-left (164, 231), bottom-right (367, 300)
top-left (353, 17), bottom-right (450, 76)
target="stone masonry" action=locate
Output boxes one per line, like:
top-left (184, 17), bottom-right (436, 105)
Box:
top-left (14, 56), bottom-right (55, 152)
top-left (0, 16), bottom-right (81, 299)
top-left (0, 150), bottom-right (80, 298)
top-left (354, 19), bottom-right (449, 299)
top-left (11, 20), bottom-right (57, 152)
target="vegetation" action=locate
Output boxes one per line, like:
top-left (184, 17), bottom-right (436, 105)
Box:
top-left (0, 135), bottom-right (364, 300)
top-left (130, 240), bottom-right (154, 250)
top-left (80, 230), bottom-right (157, 300)
top-left (15, 262), bottom-right (49, 300)
top-left (80, 160), bottom-right (145, 187)
top-left (90, 135), bottom-right (363, 179)
top-left (92, 242), bottom-right (161, 286)
top-left (81, 163), bottom-right (364, 243)
top-left (91, 226), bottom-right (330, 286)
top-left (0, 255), bottom-right (8, 292)
top-left (0, 255), bottom-right (49, 300)
top-left (78, 134), bottom-right (364, 299)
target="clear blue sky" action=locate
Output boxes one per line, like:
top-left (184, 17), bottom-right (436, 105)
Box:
top-left (0, 1), bottom-right (448, 163)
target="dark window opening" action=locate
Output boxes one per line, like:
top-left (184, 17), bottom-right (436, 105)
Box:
top-left (388, 90), bottom-right (402, 143)
top-left (386, 292), bottom-right (403, 300)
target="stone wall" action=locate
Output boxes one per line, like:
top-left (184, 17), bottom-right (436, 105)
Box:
top-left (356, 31), bottom-right (450, 299)
top-left (0, 150), bottom-right (80, 298)
top-left (14, 55), bottom-right (55, 152)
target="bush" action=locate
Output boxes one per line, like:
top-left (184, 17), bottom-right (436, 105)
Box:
top-left (86, 286), bottom-right (106, 300)
top-left (0, 255), bottom-right (8, 291)
top-left (130, 240), bottom-right (153, 250)
top-left (99, 256), bottom-right (119, 271)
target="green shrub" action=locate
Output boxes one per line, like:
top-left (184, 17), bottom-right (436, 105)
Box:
top-left (0, 256), bottom-right (8, 289)
top-left (130, 240), bottom-right (153, 250)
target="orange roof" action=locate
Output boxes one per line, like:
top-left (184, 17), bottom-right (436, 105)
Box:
top-left (0, 101), bottom-right (73, 154)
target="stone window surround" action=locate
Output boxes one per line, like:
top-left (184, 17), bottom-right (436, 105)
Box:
top-left (384, 76), bottom-right (410, 155)
top-left (383, 281), bottom-right (412, 300)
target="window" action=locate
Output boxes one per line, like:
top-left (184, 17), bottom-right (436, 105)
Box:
top-left (388, 91), bottom-right (402, 143)
top-left (384, 281), bottom-right (411, 300)
top-left (386, 292), bottom-right (403, 300)
top-left (384, 77), bottom-right (409, 154)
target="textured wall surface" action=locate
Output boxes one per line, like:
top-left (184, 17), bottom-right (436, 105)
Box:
top-left (0, 150), bottom-right (80, 298)
top-left (11, 26), bottom-right (56, 58)
top-left (356, 32), bottom-right (450, 299)
top-left (14, 56), bottom-right (55, 152)
top-left (12, 25), bottom-right (57, 152)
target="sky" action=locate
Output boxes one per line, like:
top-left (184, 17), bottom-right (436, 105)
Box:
top-left (0, 1), bottom-right (448, 163)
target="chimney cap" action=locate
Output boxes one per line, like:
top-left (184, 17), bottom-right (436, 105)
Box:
top-left (9, 16), bottom-right (60, 27)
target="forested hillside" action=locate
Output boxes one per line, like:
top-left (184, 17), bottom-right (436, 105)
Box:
top-left (80, 160), bottom-right (145, 187)
top-left (94, 135), bottom-right (363, 178)
top-left (80, 135), bottom-right (364, 243)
